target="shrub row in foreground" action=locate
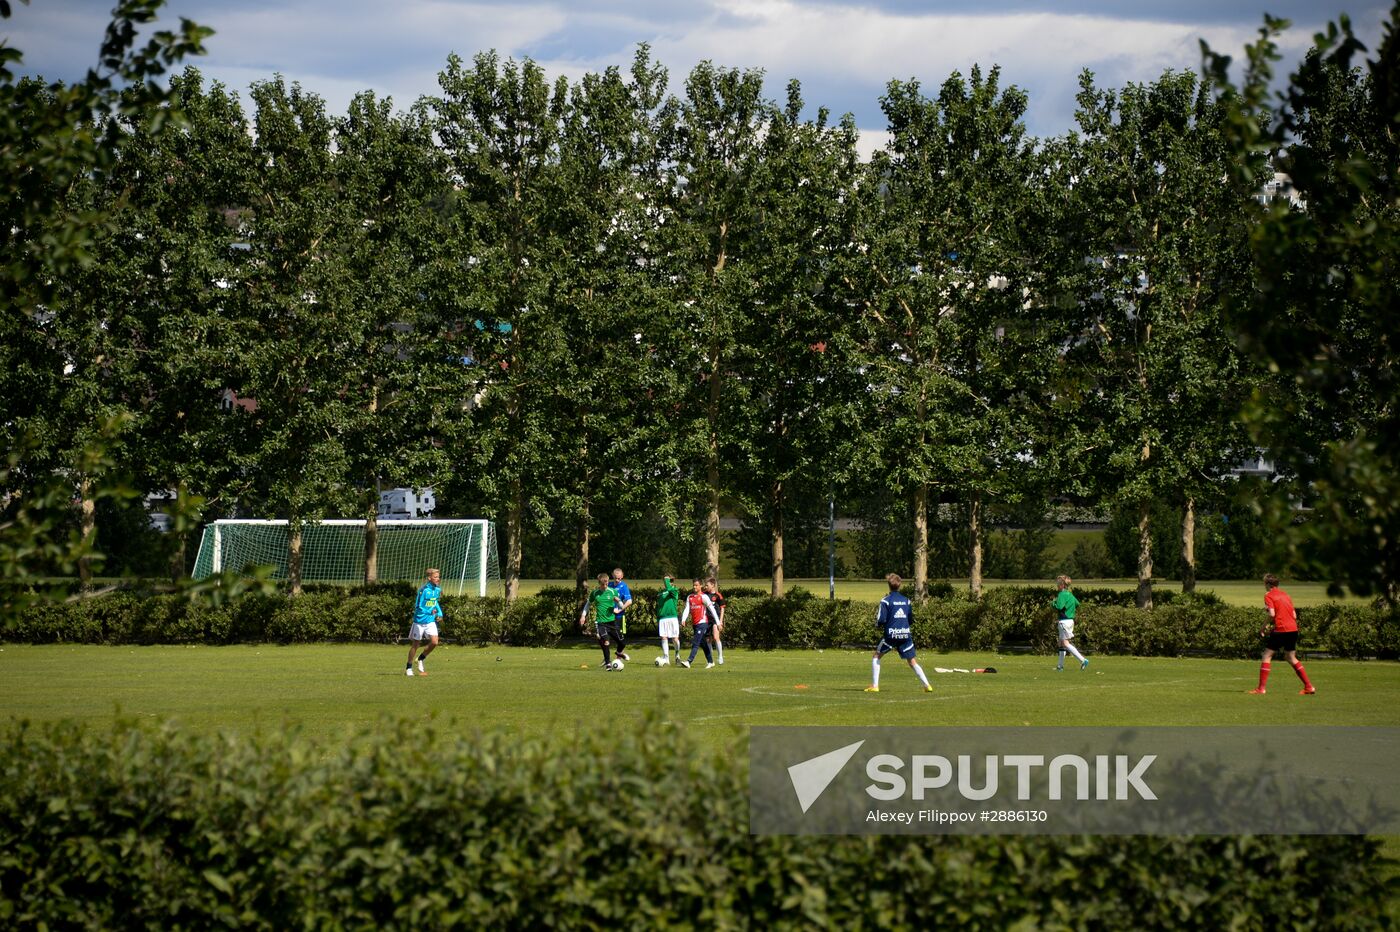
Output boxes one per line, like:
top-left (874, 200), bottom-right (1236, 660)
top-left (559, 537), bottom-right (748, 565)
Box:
top-left (4, 585), bottom-right (1397, 659)
top-left (0, 716), bottom-right (1391, 930)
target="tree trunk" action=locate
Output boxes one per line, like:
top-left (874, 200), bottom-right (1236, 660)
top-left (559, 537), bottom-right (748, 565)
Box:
top-left (364, 509), bottom-right (379, 585)
top-left (1181, 496), bottom-right (1196, 594)
top-left (1136, 500), bottom-right (1154, 609)
top-left (364, 391), bottom-right (380, 586)
top-left (167, 484), bottom-right (187, 583)
top-left (704, 370), bottom-right (722, 582)
top-left (771, 480), bottom-right (785, 598)
top-left (969, 493), bottom-right (984, 600)
top-left (705, 223), bottom-right (727, 582)
top-left (505, 479), bottom-right (523, 604)
top-left (574, 501), bottom-right (591, 594)
top-left (289, 520), bottom-right (304, 597)
top-left (169, 533), bottom-right (186, 584)
top-left (913, 483), bottom-right (929, 602)
top-left (77, 476), bottom-right (96, 592)
top-left (704, 480), bottom-right (721, 581)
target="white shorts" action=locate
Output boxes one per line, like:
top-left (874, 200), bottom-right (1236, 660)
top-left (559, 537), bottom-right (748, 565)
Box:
top-left (658, 616), bottom-right (680, 639)
top-left (1057, 620), bottom-right (1075, 642)
top-left (409, 621), bottom-right (439, 642)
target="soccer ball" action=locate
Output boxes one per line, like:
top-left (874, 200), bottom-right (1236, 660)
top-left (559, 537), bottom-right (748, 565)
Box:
top-left (611, 659), bottom-right (625, 671)
top-left (654, 656), bottom-right (667, 667)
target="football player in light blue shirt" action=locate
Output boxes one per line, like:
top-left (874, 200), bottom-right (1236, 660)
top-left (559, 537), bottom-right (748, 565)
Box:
top-left (866, 573), bottom-right (932, 693)
top-left (609, 567), bottom-right (634, 661)
top-left (406, 568), bottom-right (443, 676)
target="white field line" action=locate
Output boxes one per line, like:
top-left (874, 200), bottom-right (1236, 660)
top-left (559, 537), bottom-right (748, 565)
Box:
top-left (689, 679), bottom-right (1197, 723)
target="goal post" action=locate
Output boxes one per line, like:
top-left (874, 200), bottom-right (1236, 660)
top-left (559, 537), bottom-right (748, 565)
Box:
top-left (192, 519), bottom-right (501, 597)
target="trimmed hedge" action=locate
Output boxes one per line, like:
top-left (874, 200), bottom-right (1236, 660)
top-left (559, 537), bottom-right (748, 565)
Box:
top-left (4, 585), bottom-right (1398, 659)
top-left (0, 716), bottom-right (1391, 930)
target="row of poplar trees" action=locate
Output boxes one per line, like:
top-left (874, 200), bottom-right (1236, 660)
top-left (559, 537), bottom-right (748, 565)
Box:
top-left (5, 4), bottom-right (1397, 607)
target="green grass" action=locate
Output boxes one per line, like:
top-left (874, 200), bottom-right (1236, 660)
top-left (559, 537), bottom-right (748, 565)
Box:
top-left (1044, 527), bottom-right (1104, 563)
top-left (2, 643), bottom-right (1395, 749)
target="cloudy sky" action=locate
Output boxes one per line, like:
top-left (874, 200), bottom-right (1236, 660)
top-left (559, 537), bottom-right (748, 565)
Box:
top-left (5, 0), bottom-right (1390, 154)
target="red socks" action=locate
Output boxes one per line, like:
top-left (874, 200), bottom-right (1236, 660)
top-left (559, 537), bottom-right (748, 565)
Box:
top-left (1256, 660), bottom-right (1314, 693)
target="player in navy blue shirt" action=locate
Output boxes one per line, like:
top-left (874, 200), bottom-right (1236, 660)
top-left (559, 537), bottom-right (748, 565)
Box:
top-left (609, 567), bottom-right (634, 661)
top-left (866, 573), bottom-right (933, 693)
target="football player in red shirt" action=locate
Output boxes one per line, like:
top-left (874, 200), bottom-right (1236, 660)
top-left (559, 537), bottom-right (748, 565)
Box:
top-left (1250, 573), bottom-right (1316, 695)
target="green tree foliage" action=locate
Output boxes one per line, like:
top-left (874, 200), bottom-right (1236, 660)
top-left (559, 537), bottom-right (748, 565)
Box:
top-left (431, 53), bottom-right (573, 600)
top-left (331, 91), bottom-right (457, 581)
top-left (1104, 497), bottom-right (1183, 580)
top-left (857, 66), bottom-right (1045, 600)
top-left (80, 69), bottom-right (259, 582)
top-left (656, 61), bottom-right (770, 581)
top-left (1, 421), bottom-right (136, 617)
top-left (542, 48), bottom-right (682, 592)
top-left (1205, 9), bottom-right (1400, 604)
top-left (0, 1), bottom-right (211, 602)
top-left (733, 494), bottom-right (847, 580)
top-left (1060, 69), bottom-right (1262, 607)
top-left (224, 77), bottom-right (359, 593)
top-left (981, 500), bottom-right (1059, 580)
top-left (0, 0), bottom-right (213, 294)
top-left (431, 49), bottom-right (692, 597)
top-left (13, 5), bottom-right (1398, 610)
top-left (729, 81), bottom-right (864, 595)
top-left (2, 4), bottom-right (214, 589)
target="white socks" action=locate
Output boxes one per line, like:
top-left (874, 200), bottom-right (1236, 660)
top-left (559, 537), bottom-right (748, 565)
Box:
top-left (872, 658), bottom-right (882, 687)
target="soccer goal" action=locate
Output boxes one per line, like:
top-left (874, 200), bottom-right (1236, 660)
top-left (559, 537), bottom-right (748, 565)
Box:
top-left (192, 519), bottom-right (501, 596)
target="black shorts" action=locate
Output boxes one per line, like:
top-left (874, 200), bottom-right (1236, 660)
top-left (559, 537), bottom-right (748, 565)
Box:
top-left (596, 622), bottom-right (621, 644)
top-left (1265, 630), bottom-right (1299, 652)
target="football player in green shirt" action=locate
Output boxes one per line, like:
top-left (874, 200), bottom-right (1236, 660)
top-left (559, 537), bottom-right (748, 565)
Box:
top-left (578, 573), bottom-right (626, 669)
top-left (1054, 575), bottom-right (1088, 671)
top-left (654, 574), bottom-right (682, 665)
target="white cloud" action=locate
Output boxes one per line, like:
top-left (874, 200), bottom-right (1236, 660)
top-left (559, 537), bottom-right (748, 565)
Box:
top-left (5, 0), bottom-right (1388, 136)
top-left (201, 1), bottom-right (566, 72)
top-left (636, 5), bottom-right (1279, 133)
top-left (855, 129), bottom-right (891, 162)
top-left (193, 2), bottom-right (566, 95)
top-left (6, 0), bottom-right (570, 118)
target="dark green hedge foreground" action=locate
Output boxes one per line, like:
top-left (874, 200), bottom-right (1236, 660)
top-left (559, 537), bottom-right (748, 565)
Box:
top-left (6, 584), bottom-right (1399, 659)
top-left (0, 716), bottom-right (1392, 930)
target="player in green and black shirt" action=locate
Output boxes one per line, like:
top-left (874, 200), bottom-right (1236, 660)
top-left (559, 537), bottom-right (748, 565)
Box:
top-left (578, 573), bottom-right (626, 669)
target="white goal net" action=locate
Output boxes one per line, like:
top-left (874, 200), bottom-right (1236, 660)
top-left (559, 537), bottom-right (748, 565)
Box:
top-left (192, 519), bottom-right (501, 596)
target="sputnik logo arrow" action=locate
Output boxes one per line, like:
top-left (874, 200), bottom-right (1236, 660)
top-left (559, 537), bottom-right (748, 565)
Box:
top-left (787, 740), bottom-right (866, 813)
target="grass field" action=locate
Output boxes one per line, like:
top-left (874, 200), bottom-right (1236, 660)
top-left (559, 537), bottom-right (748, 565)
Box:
top-left (2, 643), bottom-right (1395, 749)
